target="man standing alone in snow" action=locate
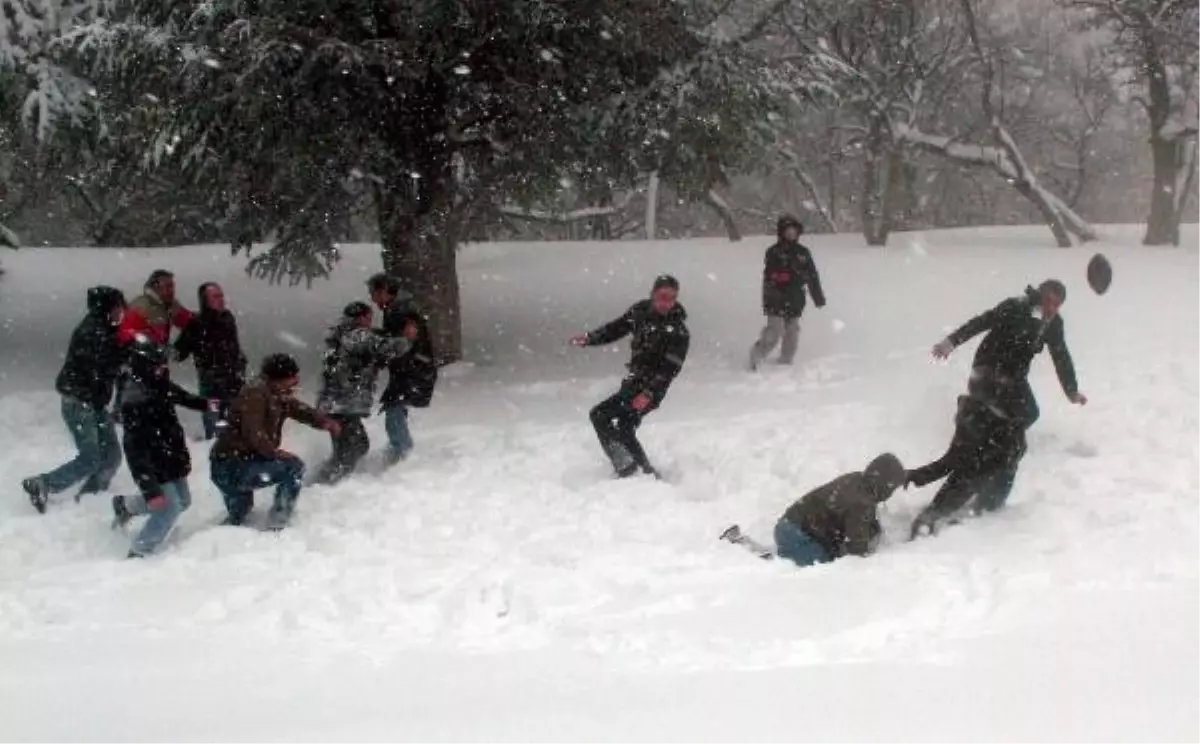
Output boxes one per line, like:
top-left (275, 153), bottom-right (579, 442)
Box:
top-left (749, 215), bottom-right (826, 370)
top-left (22, 286), bottom-right (127, 512)
top-left (570, 274), bottom-right (690, 479)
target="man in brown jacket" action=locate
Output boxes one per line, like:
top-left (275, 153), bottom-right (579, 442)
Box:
top-left (720, 453), bottom-right (907, 566)
top-left (210, 353), bottom-right (340, 529)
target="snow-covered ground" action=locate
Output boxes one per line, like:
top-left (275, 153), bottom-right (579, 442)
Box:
top-left (0, 225), bottom-right (1196, 742)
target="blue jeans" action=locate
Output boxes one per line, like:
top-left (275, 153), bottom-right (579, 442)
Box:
top-left (210, 456), bottom-right (306, 528)
top-left (40, 397), bottom-right (122, 495)
top-left (384, 405), bottom-right (413, 461)
top-left (126, 479), bottom-right (192, 555)
top-left (774, 519), bottom-right (832, 567)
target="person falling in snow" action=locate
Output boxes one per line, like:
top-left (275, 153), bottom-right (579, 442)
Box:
top-left (312, 301), bottom-right (418, 485)
top-left (906, 391), bottom-right (1027, 539)
top-left (569, 274), bottom-right (690, 479)
top-left (22, 286), bottom-right (127, 512)
top-left (209, 353), bottom-right (340, 530)
top-left (366, 273), bottom-right (439, 465)
top-left (749, 215), bottom-right (826, 371)
top-left (721, 453), bottom-right (907, 566)
top-left (174, 282), bottom-right (248, 440)
top-left (931, 279), bottom-right (1087, 506)
top-left (111, 335), bottom-right (214, 558)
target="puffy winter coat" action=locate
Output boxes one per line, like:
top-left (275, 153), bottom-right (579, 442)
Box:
top-left (379, 293), bottom-right (438, 408)
top-left (55, 286), bottom-right (127, 409)
top-left (584, 299), bottom-right (690, 407)
top-left (946, 286), bottom-right (1078, 401)
top-left (116, 352), bottom-right (208, 491)
top-left (761, 240), bottom-right (826, 318)
top-left (174, 291), bottom-right (247, 399)
top-left (781, 453), bottom-right (906, 559)
top-left (319, 321), bottom-right (412, 416)
top-left (118, 285), bottom-right (194, 346)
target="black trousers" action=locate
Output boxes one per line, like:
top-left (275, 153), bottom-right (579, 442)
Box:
top-left (589, 390), bottom-right (652, 475)
top-left (313, 414), bottom-right (370, 485)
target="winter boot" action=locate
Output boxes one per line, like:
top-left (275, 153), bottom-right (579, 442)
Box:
top-left (111, 495), bottom-right (134, 529)
top-left (126, 550), bottom-right (145, 559)
top-left (22, 477), bottom-right (48, 514)
top-left (720, 524), bottom-right (742, 542)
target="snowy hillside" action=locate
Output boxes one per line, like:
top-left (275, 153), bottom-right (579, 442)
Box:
top-left (0, 225), bottom-right (1197, 741)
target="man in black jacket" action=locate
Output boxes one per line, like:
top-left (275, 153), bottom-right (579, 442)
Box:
top-left (933, 279), bottom-right (1087, 428)
top-left (749, 215), bottom-right (826, 370)
top-left (174, 282), bottom-right (247, 439)
top-left (367, 273), bottom-right (437, 465)
top-left (22, 286), bottom-right (127, 513)
top-left (570, 275), bottom-right (690, 478)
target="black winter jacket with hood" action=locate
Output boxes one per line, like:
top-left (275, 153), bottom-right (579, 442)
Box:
top-left (55, 286), bottom-right (127, 409)
top-left (174, 282), bottom-right (247, 399)
top-left (379, 289), bottom-right (438, 408)
top-left (116, 340), bottom-right (208, 492)
top-left (761, 216), bottom-right (826, 318)
top-left (584, 300), bottom-right (691, 408)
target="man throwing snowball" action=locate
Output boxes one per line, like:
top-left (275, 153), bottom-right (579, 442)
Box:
top-left (930, 279), bottom-right (1087, 506)
top-left (570, 275), bottom-right (690, 479)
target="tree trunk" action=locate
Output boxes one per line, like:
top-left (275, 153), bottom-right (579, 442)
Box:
top-left (704, 188), bottom-right (741, 241)
top-left (1145, 134), bottom-right (1189, 245)
top-left (861, 119), bottom-right (890, 246)
top-left (645, 171), bottom-right (659, 240)
top-left (376, 183), bottom-right (463, 365)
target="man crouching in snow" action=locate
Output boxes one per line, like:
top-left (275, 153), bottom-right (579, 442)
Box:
top-left (209, 354), bottom-right (340, 530)
top-left (721, 453), bottom-right (907, 566)
top-left (906, 390), bottom-right (1027, 539)
top-left (111, 335), bottom-right (213, 558)
top-left (570, 275), bottom-right (690, 479)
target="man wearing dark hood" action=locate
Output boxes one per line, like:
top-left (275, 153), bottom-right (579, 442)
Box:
top-left (174, 282), bottom-right (247, 439)
top-left (570, 275), bottom-right (690, 479)
top-left (721, 453), bottom-right (908, 565)
top-left (22, 286), bottom-right (127, 512)
top-left (749, 215), bottom-right (826, 370)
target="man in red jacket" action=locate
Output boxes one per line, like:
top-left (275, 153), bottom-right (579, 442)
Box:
top-left (118, 269), bottom-right (195, 346)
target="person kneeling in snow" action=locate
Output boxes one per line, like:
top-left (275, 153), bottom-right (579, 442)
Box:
top-left (906, 390), bottom-right (1027, 539)
top-left (209, 354), bottom-right (340, 530)
top-left (569, 275), bottom-right (690, 479)
top-left (720, 453), bottom-right (907, 566)
top-left (111, 335), bottom-right (213, 558)
top-left (313, 301), bottom-right (417, 485)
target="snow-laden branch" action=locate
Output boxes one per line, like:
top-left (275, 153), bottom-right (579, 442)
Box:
top-left (498, 191), bottom-right (636, 223)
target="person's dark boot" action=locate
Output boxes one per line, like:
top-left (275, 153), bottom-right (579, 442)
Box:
top-left (111, 495), bottom-right (134, 529)
top-left (22, 477), bottom-right (48, 514)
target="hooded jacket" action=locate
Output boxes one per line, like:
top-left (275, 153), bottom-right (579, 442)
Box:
top-left (945, 285), bottom-right (1078, 403)
top-left (761, 217), bottom-right (826, 318)
top-left (782, 453), bottom-right (906, 558)
top-left (379, 290), bottom-right (439, 408)
top-left (55, 286), bottom-right (127, 409)
top-left (583, 299), bottom-right (691, 407)
top-left (174, 283), bottom-right (247, 399)
top-left (116, 339), bottom-right (208, 491)
top-left (319, 317), bottom-right (412, 416)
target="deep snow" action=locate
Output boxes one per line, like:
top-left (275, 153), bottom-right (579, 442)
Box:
top-left (0, 225), bottom-right (1196, 742)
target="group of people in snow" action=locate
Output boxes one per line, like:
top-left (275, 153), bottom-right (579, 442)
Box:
top-left (21, 270), bottom-right (437, 556)
top-left (19, 213), bottom-right (1085, 566)
top-left (722, 218), bottom-right (1086, 565)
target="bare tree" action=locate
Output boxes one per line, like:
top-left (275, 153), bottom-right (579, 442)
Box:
top-left (1069, 0), bottom-right (1199, 244)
